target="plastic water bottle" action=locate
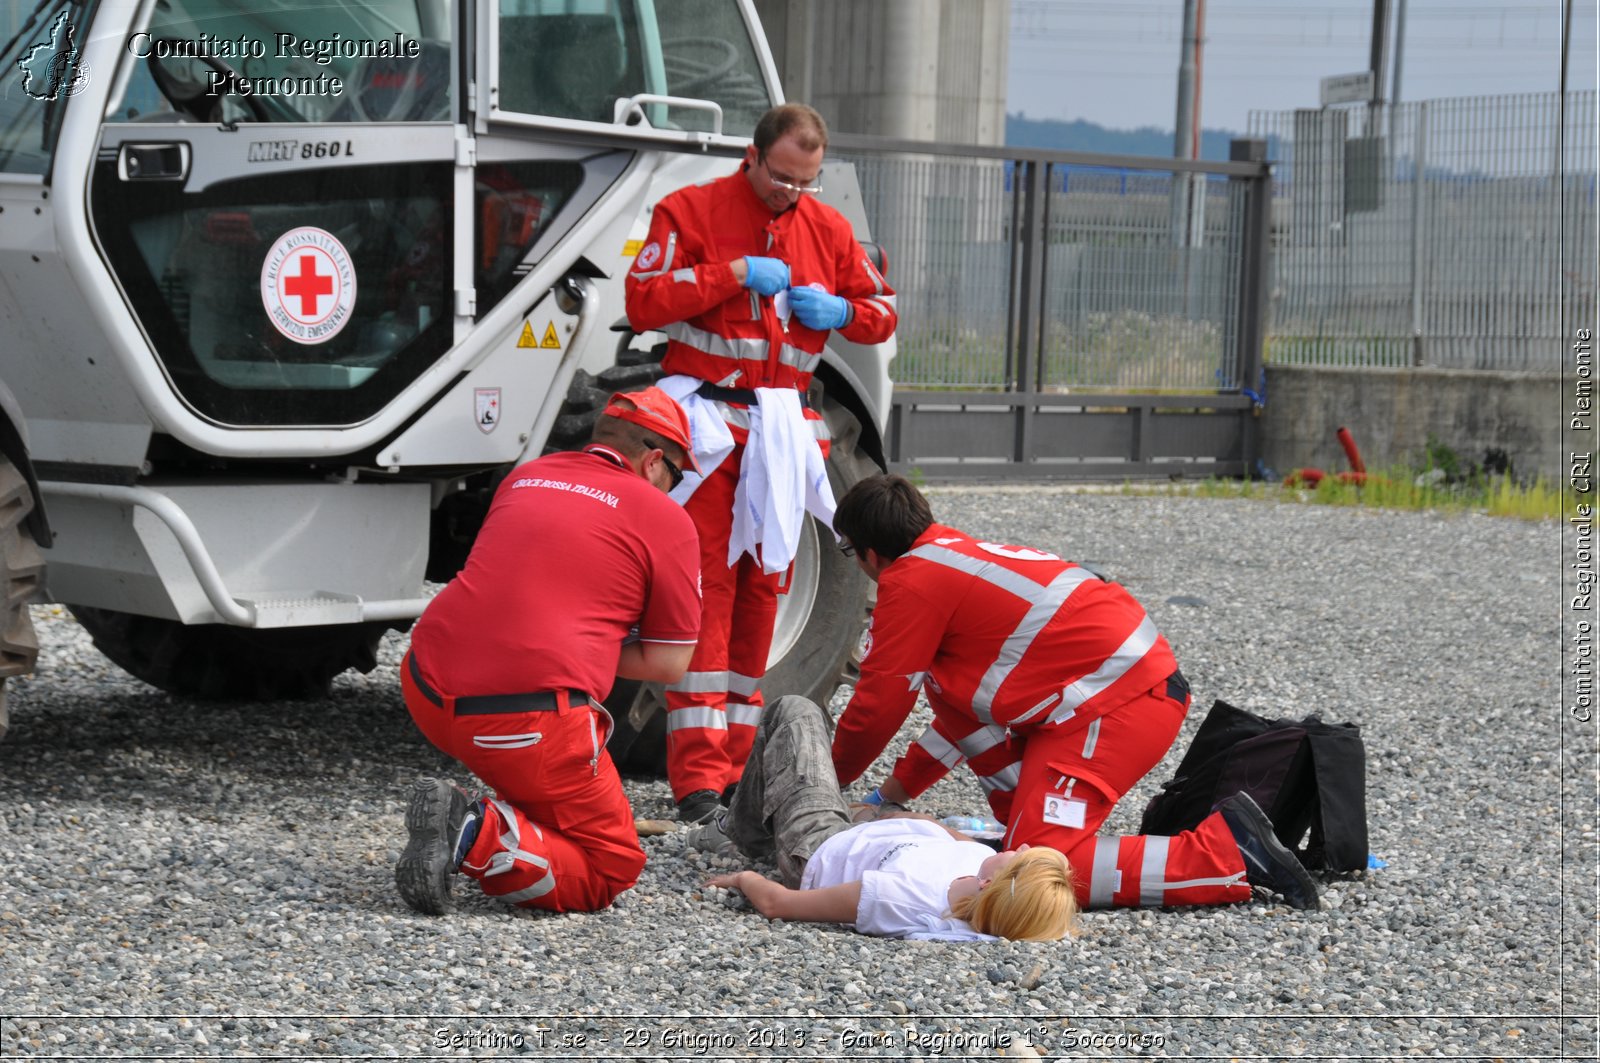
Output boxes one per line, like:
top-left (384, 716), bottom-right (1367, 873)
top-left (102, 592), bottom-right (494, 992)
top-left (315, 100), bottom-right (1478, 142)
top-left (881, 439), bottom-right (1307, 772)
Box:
top-left (941, 814), bottom-right (1005, 838)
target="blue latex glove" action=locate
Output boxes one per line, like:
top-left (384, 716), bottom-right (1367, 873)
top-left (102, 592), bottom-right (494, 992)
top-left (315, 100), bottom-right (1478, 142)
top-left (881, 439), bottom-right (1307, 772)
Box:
top-left (787, 285), bottom-right (852, 331)
top-left (742, 256), bottom-right (790, 296)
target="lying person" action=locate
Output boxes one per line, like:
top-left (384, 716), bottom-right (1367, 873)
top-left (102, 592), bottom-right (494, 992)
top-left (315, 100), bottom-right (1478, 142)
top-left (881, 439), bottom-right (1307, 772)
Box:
top-left (693, 695), bottom-right (1078, 941)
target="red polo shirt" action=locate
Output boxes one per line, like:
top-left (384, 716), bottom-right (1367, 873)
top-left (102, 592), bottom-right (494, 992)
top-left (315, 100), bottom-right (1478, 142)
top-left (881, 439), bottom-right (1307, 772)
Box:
top-left (410, 449), bottom-right (701, 700)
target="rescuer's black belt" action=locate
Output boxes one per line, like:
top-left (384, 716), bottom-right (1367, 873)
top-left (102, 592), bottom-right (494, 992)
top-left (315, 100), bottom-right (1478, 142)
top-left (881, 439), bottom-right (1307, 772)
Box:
top-left (696, 381), bottom-right (812, 408)
top-left (408, 652), bottom-right (591, 715)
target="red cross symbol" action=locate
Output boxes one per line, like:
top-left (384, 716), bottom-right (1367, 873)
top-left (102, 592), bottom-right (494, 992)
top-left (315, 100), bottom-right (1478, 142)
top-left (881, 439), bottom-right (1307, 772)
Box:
top-left (282, 253), bottom-right (334, 318)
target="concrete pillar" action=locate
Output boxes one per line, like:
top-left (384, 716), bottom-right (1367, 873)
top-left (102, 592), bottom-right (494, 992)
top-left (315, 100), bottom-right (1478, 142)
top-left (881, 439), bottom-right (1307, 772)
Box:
top-left (752, 0), bottom-right (1009, 145)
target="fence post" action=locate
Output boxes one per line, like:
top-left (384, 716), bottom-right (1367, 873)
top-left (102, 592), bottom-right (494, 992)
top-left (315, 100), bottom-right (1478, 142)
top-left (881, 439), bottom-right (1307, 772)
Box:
top-left (1409, 101), bottom-right (1428, 367)
top-left (1231, 138), bottom-right (1271, 473)
top-left (1011, 159), bottom-right (1049, 463)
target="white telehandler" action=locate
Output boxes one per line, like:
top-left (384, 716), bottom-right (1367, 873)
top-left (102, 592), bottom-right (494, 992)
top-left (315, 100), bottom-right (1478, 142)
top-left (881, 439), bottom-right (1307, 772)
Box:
top-left (0, 0), bottom-right (893, 765)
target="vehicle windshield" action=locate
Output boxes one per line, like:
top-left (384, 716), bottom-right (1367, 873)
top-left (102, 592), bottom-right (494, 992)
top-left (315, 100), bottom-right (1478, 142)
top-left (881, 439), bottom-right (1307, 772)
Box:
top-left (497, 0), bottom-right (772, 137)
top-left (108, 0), bottom-right (450, 124)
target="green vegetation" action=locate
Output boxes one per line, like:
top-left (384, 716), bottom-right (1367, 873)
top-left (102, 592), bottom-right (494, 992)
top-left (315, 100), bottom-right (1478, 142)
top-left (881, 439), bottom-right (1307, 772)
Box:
top-left (1158, 473), bottom-right (1568, 521)
top-left (1125, 438), bottom-right (1591, 521)
top-left (1132, 466), bottom-right (1579, 522)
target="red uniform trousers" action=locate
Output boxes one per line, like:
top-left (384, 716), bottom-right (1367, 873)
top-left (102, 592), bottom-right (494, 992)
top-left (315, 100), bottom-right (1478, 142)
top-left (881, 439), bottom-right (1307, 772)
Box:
top-left (402, 657), bottom-right (645, 912)
top-left (995, 681), bottom-right (1251, 910)
top-left (665, 442), bottom-right (780, 800)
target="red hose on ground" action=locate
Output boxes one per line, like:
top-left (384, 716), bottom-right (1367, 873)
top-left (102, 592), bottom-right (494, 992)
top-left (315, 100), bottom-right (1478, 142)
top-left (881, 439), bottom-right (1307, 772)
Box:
top-left (1337, 426), bottom-right (1366, 475)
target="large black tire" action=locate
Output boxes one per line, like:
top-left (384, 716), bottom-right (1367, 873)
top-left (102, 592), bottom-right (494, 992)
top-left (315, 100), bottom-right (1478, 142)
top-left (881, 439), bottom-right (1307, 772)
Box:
top-left (606, 393), bottom-right (878, 773)
top-left (66, 606), bottom-right (390, 701)
top-left (0, 457), bottom-right (43, 740)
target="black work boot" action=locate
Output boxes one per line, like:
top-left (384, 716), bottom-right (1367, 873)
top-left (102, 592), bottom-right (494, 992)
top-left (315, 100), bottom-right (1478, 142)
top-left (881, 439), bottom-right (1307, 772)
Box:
top-left (676, 789), bottom-right (722, 824)
top-left (396, 777), bottom-right (473, 915)
top-left (1217, 792), bottom-right (1322, 910)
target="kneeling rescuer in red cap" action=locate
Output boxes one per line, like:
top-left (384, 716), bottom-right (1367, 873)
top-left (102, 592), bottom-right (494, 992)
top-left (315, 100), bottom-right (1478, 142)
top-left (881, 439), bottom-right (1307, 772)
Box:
top-left (396, 388), bottom-right (703, 914)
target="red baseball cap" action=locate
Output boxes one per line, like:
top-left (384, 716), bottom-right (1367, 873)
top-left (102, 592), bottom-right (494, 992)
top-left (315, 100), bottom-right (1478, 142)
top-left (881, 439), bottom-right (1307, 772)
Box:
top-left (603, 387), bottom-right (701, 473)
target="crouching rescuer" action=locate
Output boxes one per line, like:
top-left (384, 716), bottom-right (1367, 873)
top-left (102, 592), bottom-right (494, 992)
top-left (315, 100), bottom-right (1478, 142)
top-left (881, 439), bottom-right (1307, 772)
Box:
top-left (830, 474), bottom-right (1321, 913)
top-left (395, 389), bottom-right (702, 914)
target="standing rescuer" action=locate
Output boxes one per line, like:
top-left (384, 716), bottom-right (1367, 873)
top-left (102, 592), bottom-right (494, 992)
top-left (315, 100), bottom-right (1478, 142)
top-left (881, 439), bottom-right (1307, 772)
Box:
top-left (625, 102), bottom-right (898, 824)
top-left (829, 474), bottom-right (1321, 912)
top-left (395, 388), bottom-right (702, 915)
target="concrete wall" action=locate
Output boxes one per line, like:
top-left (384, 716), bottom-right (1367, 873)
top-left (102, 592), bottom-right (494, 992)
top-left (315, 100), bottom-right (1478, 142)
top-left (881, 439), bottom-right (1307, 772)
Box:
top-left (753, 0), bottom-right (1009, 144)
top-left (1261, 365), bottom-right (1565, 483)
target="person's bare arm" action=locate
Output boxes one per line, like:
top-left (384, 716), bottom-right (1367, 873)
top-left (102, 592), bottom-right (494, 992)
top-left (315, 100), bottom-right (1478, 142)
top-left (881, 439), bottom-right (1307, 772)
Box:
top-left (707, 871), bottom-right (863, 924)
top-left (617, 642), bottom-right (694, 683)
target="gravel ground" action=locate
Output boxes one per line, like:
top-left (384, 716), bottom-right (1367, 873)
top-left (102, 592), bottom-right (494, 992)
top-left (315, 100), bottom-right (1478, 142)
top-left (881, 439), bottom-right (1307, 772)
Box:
top-left (0, 490), bottom-right (1591, 1060)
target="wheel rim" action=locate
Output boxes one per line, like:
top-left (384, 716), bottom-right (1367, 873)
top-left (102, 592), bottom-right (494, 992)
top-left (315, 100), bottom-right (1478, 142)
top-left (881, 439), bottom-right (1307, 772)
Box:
top-left (767, 517), bottom-right (821, 669)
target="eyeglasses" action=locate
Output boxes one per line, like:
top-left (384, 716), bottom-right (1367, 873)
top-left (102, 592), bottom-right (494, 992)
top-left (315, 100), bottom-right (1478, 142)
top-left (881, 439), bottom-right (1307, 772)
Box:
top-left (660, 453), bottom-right (684, 490)
top-left (760, 153), bottom-right (823, 195)
top-left (839, 540), bottom-right (856, 558)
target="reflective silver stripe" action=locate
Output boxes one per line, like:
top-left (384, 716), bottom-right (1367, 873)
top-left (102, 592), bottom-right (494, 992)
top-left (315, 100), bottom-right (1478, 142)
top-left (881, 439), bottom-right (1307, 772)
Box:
top-left (1163, 871), bottom-right (1247, 892)
top-left (630, 231), bottom-right (677, 280)
top-left (666, 706), bottom-right (727, 732)
top-left (1089, 837), bottom-right (1122, 908)
top-left (712, 401), bottom-right (751, 430)
top-left (1139, 836), bottom-right (1171, 907)
top-left (860, 256), bottom-right (885, 296)
top-left (777, 346), bottom-right (821, 372)
top-left (977, 760), bottom-right (1022, 794)
top-left (863, 293), bottom-right (897, 318)
top-left (667, 670), bottom-right (728, 694)
top-left (977, 568), bottom-right (1101, 723)
top-left (1044, 616), bottom-right (1161, 726)
top-left (662, 320), bottom-right (814, 371)
top-left (484, 798), bottom-right (549, 878)
top-left (499, 873), bottom-right (557, 904)
top-left (955, 724), bottom-right (1008, 759)
top-left (727, 671), bottom-right (762, 697)
top-left (671, 267), bottom-right (696, 283)
top-left (664, 321), bottom-right (769, 362)
top-left (810, 418), bottom-right (829, 441)
top-left (726, 702), bottom-right (762, 727)
top-left (914, 727), bottom-right (964, 768)
top-left (1081, 718), bottom-right (1102, 759)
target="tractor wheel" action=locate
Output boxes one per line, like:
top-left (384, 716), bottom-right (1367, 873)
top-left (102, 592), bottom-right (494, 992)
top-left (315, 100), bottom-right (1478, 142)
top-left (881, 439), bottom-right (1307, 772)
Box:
top-left (0, 456), bottom-right (43, 739)
top-left (606, 392), bottom-right (877, 773)
top-left (66, 606), bottom-right (390, 701)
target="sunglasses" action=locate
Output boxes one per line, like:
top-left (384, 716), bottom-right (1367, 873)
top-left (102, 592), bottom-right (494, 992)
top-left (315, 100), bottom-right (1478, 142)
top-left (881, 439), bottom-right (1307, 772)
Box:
top-left (660, 453), bottom-right (684, 490)
top-left (840, 539), bottom-right (856, 558)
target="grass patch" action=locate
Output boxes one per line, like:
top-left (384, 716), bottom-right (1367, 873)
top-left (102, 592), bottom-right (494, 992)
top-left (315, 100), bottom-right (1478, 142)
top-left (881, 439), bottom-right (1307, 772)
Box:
top-left (1131, 467), bottom-right (1580, 522)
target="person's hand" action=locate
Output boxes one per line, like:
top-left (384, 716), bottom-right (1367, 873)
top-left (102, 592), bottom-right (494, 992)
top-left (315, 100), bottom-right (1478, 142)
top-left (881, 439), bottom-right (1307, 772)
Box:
top-left (741, 256), bottom-right (790, 296)
top-left (787, 285), bottom-right (852, 330)
top-left (707, 871), bottom-right (746, 890)
top-left (848, 802), bottom-right (880, 824)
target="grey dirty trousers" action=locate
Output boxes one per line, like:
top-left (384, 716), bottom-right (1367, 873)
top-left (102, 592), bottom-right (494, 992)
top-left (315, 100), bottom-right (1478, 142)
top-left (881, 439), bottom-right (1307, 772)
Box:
top-left (725, 695), bottom-right (854, 888)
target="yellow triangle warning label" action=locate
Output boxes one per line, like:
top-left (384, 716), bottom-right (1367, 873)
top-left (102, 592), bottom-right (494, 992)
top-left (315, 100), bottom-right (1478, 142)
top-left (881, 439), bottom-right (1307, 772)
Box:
top-left (517, 321), bottom-right (537, 348)
top-left (541, 323), bottom-right (562, 349)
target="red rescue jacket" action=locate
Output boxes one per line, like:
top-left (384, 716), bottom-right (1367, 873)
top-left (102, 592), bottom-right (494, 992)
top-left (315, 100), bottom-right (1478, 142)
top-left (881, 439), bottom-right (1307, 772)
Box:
top-left (831, 524), bottom-right (1178, 795)
top-left (624, 166), bottom-right (895, 435)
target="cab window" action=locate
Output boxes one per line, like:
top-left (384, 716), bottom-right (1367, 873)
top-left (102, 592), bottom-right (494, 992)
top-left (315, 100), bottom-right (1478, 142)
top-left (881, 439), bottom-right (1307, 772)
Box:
top-left (107, 0), bottom-right (451, 124)
top-left (496, 0), bottom-right (771, 138)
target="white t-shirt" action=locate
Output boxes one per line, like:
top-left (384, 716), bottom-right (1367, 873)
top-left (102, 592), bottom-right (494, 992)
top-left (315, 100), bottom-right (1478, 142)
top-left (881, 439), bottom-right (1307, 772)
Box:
top-left (800, 819), bottom-right (998, 941)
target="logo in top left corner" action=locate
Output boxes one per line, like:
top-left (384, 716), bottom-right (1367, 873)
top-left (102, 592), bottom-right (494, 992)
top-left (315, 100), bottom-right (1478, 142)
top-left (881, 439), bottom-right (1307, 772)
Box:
top-left (16, 12), bottom-right (92, 102)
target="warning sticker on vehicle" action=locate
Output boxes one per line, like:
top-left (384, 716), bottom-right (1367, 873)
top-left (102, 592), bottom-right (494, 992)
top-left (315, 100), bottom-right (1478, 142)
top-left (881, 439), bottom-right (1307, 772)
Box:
top-left (260, 226), bottom-right (357, 345)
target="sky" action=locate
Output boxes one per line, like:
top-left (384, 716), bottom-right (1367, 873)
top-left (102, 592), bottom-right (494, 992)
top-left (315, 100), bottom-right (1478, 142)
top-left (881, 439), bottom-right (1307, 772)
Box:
top-left (1007, 0), bottom-right (1600, 133)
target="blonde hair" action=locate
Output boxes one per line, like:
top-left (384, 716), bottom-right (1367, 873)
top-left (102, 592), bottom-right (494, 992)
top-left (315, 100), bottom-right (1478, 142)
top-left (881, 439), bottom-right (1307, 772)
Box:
top-left (949, 847), bottom-right (1080, 942)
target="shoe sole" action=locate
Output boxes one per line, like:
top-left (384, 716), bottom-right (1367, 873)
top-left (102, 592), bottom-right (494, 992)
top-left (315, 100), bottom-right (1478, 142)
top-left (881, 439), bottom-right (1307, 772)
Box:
top-left (396, 777), bottom-right (460, 915)
top-left (1225, 795), bottom-right (1322, 911)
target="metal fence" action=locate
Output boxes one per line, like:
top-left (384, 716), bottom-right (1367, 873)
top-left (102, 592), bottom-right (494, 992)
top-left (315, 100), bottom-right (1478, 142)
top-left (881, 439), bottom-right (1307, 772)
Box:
top-left (830, 133), bottom-right (1272, 477)
top-left (834, 144), bottom-right (1262, 393)
top-left (1249, 91), bottom-right (1598, 370)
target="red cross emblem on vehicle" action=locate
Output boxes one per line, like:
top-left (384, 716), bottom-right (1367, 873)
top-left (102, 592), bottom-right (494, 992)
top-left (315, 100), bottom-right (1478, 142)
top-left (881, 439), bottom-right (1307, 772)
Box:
top-left (260, 226), bottom-right (358, 345)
